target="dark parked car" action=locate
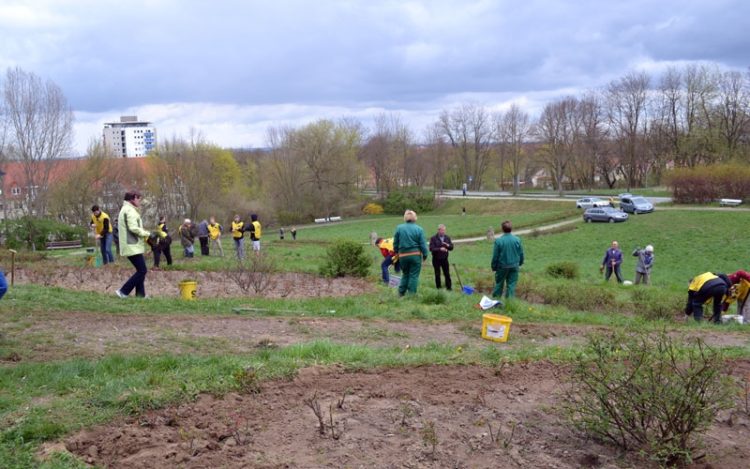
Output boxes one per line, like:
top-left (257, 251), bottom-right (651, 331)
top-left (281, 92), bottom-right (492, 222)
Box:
top-left (583, 207), bottom-right (629, 223)
top-left (619, 196), bottom-right (654, 214)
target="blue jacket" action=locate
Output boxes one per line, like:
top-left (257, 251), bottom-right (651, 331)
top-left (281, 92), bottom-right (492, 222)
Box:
top-left (602, 248), bottom-right (622, 267)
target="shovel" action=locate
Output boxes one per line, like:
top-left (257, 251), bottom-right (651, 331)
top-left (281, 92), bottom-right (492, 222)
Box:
top-left (452, 263), bottom-right (464, 289)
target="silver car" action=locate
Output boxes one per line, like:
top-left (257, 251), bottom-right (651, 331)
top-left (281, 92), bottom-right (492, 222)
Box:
top-left (583, 207), bottom-right (629, 223)
top-left (576, 197), bottom-right (607, 209)
top-left (620, 196), bottom-right (654, 214)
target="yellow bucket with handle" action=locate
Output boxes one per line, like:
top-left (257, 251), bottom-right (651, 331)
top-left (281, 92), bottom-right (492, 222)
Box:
top-left (179, 280), bottom-right (197, 300)
top-left (481, 314), bottom-right (512, 342)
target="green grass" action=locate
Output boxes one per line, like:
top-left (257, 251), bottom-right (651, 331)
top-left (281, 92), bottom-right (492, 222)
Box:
top-left (450, 209), bottom-right (750, 290)
top-left (4, 199), bottom-right (750, 467)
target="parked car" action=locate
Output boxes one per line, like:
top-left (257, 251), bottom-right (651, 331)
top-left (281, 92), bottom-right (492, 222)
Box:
top-left (619, 196), bottom-right (654, 214)
top-left (583, 207), bottom-right (629, 223)
top-left (618, 193), bottom-right (633, 200)
top-left (576, 197), bottom-right (607, 209)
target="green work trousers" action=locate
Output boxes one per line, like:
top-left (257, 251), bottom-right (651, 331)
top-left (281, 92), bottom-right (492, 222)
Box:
top-left (398, 255), bottom-right (423, 295)
top-left (493, 267), bottom-right (519, 298)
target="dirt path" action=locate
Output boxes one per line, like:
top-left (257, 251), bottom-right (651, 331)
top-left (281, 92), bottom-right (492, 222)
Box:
top-left (57, 360), bottom-right (750, 468)
top-left (5, 311), bottom-right (749, 364)
top-left (13, 267), bottom-right (375, 299)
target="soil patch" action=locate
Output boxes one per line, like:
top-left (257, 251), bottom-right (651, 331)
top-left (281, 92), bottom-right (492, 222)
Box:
top-left (14, 266), bottom-right (375, 299)
top-left (6, 311), bottom-right (750, 364)
top-left (62, 361), bottom-right (750, 468)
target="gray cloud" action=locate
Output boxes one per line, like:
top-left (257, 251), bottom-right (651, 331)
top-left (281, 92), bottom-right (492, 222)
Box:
top-left (2, 0), bottom-right (748, 152)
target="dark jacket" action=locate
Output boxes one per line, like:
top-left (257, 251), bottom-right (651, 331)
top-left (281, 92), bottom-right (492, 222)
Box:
top-left (197, 220), bottom-right (209, 238)
top-left (429, 233), bottom-right (454, 261)
top-left (602, 248), bottom-right (623, 267)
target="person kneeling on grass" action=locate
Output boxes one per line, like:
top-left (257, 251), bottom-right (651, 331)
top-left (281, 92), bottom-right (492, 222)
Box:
top-left (685, 272), bottom-right (731, 323)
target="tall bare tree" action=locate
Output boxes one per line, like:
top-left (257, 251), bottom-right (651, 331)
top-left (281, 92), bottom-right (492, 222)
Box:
top-left (496, 104), bottom-right (531, 194)
top-left (714, 70), bottom-right (750, 157)
top-left (438, 103), bottom-right (494, 190)
top-left (536, 97), bottom-right (579, 195)
top-left (2, 67), bottom-right (73, 217)
top-left (605, 71), bottom-right (650, 189)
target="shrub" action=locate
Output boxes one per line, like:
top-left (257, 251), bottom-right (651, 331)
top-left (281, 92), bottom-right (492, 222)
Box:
top-left (382, 189), bottom-right (435, 214)
top-left (630, 287), bottom-right (684, 321)
top-left (565, 330), bottom-right (736, 466)
top-left (667, 163), bottom-right (750, 204)
top-left (319, 240), bottom-right (371, 278)
top-left (3, 217), bottom-right (87, 250)
top-left (545, 261), bottom-right (579, 280)
top-left (362, 203), bottom-right (384, 215)
top-left (225, 254), bottom-right (277, 294)
top-left (521, 279), bottom-right (616, 312)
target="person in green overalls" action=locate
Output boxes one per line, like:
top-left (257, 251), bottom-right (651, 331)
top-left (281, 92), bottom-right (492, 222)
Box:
top-left (393, 210), bottom-right (429, 296)
top-left (491, 220), bottom-right (525, 298)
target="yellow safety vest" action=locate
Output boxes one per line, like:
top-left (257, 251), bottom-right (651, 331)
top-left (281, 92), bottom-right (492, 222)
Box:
top-left (231, 221), bottom-right (244, 239)
top-left (251, 221), bottom-right (262, 239)
top-left (688, 272), bottom-right (717, 292)
top-left (91, 211), bottom-right (112, 234)
top-left (208, 223), bottom-right (222, 240)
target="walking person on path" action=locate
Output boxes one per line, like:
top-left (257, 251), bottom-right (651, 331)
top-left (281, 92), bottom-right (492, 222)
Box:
top-left (429, 224), bottom-right (453, 290)
top-left (116, 191), bottom-right (163, 298)
top-left (600, 240), bottom-right (623, 283)
top-left (393, 210), bottom-right (428, 296)
top-left (491, 220), bottom-right (524, 298)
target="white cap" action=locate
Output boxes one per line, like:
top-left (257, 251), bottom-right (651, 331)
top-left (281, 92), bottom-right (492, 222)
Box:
top-left (645, 245), bottom-right (654, 252)
top-left (184, 218), bottom-right (191, 224)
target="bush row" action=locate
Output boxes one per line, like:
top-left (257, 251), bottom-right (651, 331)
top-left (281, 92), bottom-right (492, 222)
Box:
top-left (381, 190), bottom-right (436, 214)
top-left (667, 164), bottom-right (750, 203)
top-left (2, 217), bottom-right (87, 251)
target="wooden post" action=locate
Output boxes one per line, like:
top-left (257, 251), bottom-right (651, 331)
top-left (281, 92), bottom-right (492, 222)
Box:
top-left (9, 249), bottom-right (16, 286)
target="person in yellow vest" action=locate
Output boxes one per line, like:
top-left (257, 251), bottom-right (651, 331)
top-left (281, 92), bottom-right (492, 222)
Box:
top-left (231, 214), bottom-right (245, 260)
top-left (375, 237), bottom-right (401, 284)
top-left (91, 205), bottom-right (114, 264)
top-left (208, 216), bottom-right (224, 257)
top-left (685, 272), bottom-right (732, 323)
top-left (248, 214), bottom-right (262, 254)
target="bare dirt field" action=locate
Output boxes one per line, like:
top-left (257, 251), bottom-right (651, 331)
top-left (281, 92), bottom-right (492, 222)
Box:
top-left (7, 310), bottom-right (749, 365)
top-left (56, 361), bottom-right (750, 469)
top-left (15, 265), bottom-right (375, 299)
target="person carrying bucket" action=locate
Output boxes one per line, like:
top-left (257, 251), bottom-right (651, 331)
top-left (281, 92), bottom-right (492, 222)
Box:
top-left (491, 220), bottom-right (524, 299)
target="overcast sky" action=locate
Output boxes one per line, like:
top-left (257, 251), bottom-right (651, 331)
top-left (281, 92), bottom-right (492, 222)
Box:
top-left (2, 0), bottom-right (748, 154)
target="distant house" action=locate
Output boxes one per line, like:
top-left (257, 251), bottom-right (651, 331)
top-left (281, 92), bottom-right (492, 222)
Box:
top-left (0, 158), bottom-right (152, 221)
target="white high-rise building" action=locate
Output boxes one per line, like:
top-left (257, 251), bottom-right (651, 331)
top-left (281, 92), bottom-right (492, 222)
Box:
top-left (102, 116), bottom-right (157, 158)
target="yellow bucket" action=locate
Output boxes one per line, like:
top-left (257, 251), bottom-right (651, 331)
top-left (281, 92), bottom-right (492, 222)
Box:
top-left (179, 280), bottom-right (197, 300)
top-left (481, 314), bottom-right (512, 343)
